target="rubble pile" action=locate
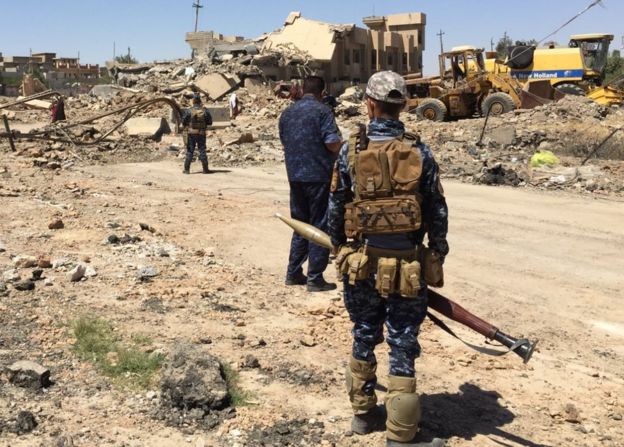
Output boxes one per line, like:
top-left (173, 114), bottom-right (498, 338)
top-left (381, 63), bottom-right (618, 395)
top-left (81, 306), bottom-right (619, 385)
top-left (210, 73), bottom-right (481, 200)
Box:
top-left (2, 61), bottom-right (624, 195)
top-left (395, 95), bottom-right (624, 194)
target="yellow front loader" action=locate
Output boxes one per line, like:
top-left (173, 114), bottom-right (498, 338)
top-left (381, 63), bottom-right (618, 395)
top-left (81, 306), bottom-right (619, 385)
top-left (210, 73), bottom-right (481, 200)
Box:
top-left (486, 34), bottom-right (624, 106)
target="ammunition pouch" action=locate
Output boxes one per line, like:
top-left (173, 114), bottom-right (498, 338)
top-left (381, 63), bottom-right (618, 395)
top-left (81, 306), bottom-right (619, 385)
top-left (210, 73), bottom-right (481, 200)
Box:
top-left (335, 246), bottom-right (365, 286)
top-left (420, 247), bottom-right (444, 288)
top-left (347, 251), bottom-right (370, 285)
top-left (336, 245), bottom-right (358, 275)
top-left (346, 357), bottom-right (378, 414)
top-left (399, 260), bottom-right (422, 298)
top-left (386, 375), bottom-right (421, 443)
top-left (337, 245), bottom-right (421, 297)
top-left (376, 257), bottom-right (398, 298)
top-left (336, 244), bottom-right (371, 285)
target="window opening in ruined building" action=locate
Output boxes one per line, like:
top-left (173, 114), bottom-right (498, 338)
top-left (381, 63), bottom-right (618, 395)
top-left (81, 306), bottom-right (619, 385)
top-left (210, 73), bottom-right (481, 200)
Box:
top-left (402, 53), bottom-right (408, 67)
top-left (353, 49), bottom-right (360, 64)
top-left (371, 50), bottom-right (377, 68)
top-left (344, 50), bottom-right (351, 65)
top-left (388, 51), bottom-right (394, 67)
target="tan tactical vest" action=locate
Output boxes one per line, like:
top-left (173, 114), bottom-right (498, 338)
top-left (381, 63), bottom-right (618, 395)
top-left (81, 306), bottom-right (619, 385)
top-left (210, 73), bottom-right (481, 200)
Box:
top-left (344, 131), bottom-right (423, 238)
top-left (188, 108), bottom-right (207, 135)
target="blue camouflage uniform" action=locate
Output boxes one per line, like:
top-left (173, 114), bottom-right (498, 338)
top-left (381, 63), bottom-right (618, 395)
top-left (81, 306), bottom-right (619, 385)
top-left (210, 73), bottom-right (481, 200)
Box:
top-left (181, 105), bottom-right (213, 166)
top-left (328, 118), bottom-right (449, 377)
top-left (279, 94), bottom-right (341, 284)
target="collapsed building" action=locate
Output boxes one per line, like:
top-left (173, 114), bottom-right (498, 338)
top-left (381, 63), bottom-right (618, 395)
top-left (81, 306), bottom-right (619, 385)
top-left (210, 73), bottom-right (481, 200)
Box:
top-left (185, 11), bottom-right (426, 93)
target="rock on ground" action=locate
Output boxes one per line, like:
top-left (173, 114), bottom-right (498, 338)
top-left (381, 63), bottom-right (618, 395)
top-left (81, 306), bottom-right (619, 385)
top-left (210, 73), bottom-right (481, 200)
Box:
top-left (160, 343), bottom-right (228, 411)
top-left (6, 360), bottom-right (51, 389)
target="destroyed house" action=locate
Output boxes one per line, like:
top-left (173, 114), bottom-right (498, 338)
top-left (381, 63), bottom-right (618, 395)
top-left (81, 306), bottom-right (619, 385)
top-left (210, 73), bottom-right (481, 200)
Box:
top-left (262, 11), bottom-right (426, 91)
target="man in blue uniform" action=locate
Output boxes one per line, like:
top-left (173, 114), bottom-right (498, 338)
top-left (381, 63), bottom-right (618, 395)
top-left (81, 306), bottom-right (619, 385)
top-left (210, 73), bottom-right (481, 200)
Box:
top-left (182, 94), bottom-right (213, 174)
top-left (328, 71), bottom-right (448, 446)
top-left (279, 76), bottom-right (343, 292)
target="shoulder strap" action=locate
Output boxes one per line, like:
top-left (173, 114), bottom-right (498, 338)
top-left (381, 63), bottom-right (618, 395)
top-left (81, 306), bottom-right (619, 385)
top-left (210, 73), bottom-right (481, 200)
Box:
top-left (403, 131), bottom-right (421, 146)
top-left (348, 123), bottom-right (368, 178)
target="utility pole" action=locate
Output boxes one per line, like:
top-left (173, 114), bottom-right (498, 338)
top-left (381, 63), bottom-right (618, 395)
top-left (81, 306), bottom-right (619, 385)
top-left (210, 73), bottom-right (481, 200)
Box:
top-left (436, 29), bottom-right (445, 54)
top-left (113, 41), bottom-right (116, 61)
top-left (191, 0), bottom-right (204, 59)
top-left (490, 37), bottom-right (495, 52)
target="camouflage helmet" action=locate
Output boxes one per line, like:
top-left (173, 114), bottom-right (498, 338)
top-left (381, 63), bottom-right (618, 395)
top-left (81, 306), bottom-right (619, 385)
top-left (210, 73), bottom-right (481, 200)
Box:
top-left (365, 71), bottom-right (407, 104)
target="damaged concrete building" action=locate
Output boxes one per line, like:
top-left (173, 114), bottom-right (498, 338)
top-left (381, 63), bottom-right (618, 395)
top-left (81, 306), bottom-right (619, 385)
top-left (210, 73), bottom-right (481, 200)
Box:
top-left (184, 11), bottom-right (426, 94)
top-left (0, 52), bottom-right (102, 96)
top-left (185, 31), bottom-right (258, 62)
top-left (262, 11), bottom-right (426, 88)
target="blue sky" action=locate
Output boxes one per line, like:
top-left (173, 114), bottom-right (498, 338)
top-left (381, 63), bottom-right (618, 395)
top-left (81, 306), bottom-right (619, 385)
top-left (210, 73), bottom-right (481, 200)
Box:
top-left (1, 0), bottom-right (622, 74)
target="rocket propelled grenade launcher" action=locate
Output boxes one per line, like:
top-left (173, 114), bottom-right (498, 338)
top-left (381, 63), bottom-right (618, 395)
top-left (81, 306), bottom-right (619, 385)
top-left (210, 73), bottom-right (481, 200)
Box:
top-left (275, 213), bottom-right (538, 363)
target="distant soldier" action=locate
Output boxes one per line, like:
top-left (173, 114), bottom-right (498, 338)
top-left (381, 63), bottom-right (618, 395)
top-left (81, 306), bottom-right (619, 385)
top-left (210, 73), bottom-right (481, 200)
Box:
top-left (181, 93), bottom-right (212, 174)
top-left (328, 71), bottom-right (449, 446)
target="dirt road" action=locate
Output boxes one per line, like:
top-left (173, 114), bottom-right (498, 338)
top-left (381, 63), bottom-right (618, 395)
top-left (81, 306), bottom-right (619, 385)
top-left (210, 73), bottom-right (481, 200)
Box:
top-left (1, 158), bottom-right (622, 446)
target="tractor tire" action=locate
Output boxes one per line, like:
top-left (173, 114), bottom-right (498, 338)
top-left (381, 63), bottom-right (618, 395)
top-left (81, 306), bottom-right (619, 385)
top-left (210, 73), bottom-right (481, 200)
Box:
top-left (507, 46), bottom-right (535, 69)
top-left (415, 98), bottom-right (447, 122)
top-left (555, 83), bottom-right (586, 96)
top-left (481, 92), bottom-right (516, 117)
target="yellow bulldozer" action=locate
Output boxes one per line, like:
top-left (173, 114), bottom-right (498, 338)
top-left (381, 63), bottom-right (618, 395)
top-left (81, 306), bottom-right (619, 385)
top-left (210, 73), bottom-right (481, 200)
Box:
top-left (485, 34), bottom-right (624, 106)
top-left (405, 47), bottom-right (531, 121)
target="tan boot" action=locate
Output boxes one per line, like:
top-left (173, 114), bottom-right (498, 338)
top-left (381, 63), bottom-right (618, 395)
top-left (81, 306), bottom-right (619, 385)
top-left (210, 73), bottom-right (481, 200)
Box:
top-left (386, 375), bottom-right (421, 443)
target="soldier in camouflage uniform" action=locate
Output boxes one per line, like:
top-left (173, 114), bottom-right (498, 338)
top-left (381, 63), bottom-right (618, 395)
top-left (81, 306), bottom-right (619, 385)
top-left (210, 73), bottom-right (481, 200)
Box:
top-left (181, 93), bottom-right (213, 174)
top-left (328, 71), bottom-right (448, 447)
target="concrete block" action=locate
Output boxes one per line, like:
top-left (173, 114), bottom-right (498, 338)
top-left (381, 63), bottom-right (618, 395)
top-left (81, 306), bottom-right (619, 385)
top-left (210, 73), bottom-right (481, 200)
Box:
top-left (124, 117), bottom-right (171, 140)
top-left (19, 98), bottom-right (52, 110)
top-left (194, 73), bottom-right (239, 100)
top-left (205, 107), bottom-right (230, 129)
top-left (489, 125), bottom-right (516, 146)
top-left (244, 77), bottom-right (269, 95)
top-left (6, 360), bottom-right (51, 389)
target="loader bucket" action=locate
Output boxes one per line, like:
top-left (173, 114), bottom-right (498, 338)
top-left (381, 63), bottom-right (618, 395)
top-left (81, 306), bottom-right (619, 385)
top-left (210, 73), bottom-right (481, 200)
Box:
top-left (520, 80), bottom-right (564, 109)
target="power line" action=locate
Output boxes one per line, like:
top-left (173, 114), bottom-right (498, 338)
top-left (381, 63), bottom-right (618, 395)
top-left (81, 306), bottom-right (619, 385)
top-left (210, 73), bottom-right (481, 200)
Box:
top-left (506, 0), bottom-right (605, 67)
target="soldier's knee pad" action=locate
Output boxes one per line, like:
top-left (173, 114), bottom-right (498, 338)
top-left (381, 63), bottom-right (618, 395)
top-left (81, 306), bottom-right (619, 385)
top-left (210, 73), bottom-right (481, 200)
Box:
top-left (346, 357), bottom-right (378, 414)
top-left (386, 376), bottom-right (421, 442)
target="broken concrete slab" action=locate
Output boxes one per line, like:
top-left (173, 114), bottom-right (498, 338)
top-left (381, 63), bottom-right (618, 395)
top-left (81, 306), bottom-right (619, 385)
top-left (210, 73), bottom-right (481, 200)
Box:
top-left (488, 125), bottom-right (516, 146)
top-left (18, 98), bottom-right (53, 110)
top-left (89, 85), bottom-right (137, 99)
top-left (244, 77), bottom-right (269, 95)
top-left (6, 360), bottom-right (51, 389)
top-left (339, 86), bottom-right (364, 102)
top-left (124, 117), bottom-right (171, 140)
top-left (205, 107), bottom-right (231, 129)
top-left (225, 133), bottom-right (255, 146)
top-left (194, 73), bottom-right (239, 100)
